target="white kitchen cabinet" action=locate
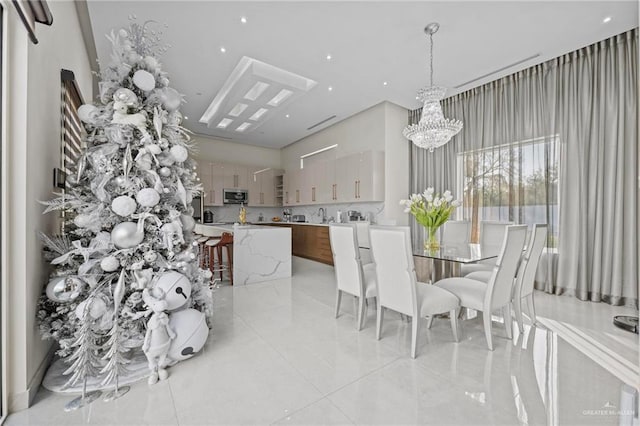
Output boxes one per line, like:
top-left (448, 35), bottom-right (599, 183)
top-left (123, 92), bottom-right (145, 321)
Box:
top-left (248, 168), bottom-right (282, 206)
top-left (223, 164), bottom-right (248, 189)
top-left (283, 169), bottom-right (300, 206)
top-left (333, 151), bottom-right (385, 203)
top-left (198, 160), bottom-right (225, 207)
top-left (305, 160), bottom-right (334, 204)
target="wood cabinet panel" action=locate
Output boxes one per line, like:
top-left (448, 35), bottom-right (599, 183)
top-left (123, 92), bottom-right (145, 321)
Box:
top-left (265, 224), bottom-right (333, 265)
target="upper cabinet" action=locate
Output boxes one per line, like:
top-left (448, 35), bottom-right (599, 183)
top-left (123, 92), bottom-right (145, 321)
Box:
top-left (284, 151), bottom-right (384, 206)
top-left (222, 164), bottom-right (248, 189)
top-left (248, 167), bottom-right (283, 207)
top-left (198, 160), bottom-right (224, 207)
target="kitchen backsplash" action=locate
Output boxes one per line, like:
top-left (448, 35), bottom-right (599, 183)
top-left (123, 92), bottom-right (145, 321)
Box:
top-left (203, 202), bottom-right (386, 224)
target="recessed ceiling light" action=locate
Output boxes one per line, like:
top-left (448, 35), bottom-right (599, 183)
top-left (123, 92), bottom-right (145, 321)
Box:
top-left (244, 81), bottom-right (270, 101)
top-left (328, 86), bottom-right (333, 92)
top-left (383, 81), bottom-right (388, 86)
top-left (220, 46), bottom-right (226, 53)
top-left (603, 16), bottom-right (612, 23)
top-left (326, 54), bottom-right (332, 61)
top-left (267, 89), bottom-right (293, 106)
top-left (228, 102), bottom-right (248, 117)
top-left (184, 116), bottom-right (189, 120)
top-left (249, 108), bottom-right (269, 121)
top-left (240, 16), bottom-right (247, 24)
top-left (236, 122), bottom-right (251, 132)
top-left (217, 118), bottom-right (233, 129)
top-left (285, 114), bottom-right (290, 118)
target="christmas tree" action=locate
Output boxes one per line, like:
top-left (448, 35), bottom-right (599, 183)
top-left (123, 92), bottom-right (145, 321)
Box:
top-left (38, 20), bottom-right (212, 392)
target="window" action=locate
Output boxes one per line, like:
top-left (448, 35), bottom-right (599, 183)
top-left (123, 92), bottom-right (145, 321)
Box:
top-left (457, 136), bottom-right (559, 247)
top-left (60, 69), bottom-right (84, 183)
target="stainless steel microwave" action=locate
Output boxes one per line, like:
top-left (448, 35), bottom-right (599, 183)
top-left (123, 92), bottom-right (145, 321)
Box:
top-left (223, 189), bottom-right (248, 204)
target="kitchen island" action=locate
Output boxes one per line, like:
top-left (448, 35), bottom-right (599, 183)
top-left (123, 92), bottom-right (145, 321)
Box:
top-left (194, 223), bottom-right (291, 285)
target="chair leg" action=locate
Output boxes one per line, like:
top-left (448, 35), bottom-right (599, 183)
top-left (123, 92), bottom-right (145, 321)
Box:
top-left (411, 315), bottom-right (419, 359)
top-left (425, 315), bottom-right (435, 329)
top-left (450, 309), bottom-right (460, 342)
top-left (483, 311), bottom-right (494, 351)
top-left (335, 290), bottom-right (342, 318)
top-left (513, 295), bottom-right (525, 334)
top-left (357, 296), bottom-right (366, 331)
top-left (376, 304), bottom-right (384, 340)
top-left (503, 305), bottom-right (513, 340)
top-left (526, 295), bottom-right (537, 326)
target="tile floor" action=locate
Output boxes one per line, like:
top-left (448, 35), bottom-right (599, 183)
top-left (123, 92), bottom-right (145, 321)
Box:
top-left (7, 257), bottom-right (639, 425)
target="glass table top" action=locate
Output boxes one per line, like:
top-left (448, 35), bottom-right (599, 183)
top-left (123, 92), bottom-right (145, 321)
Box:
top-left (412, 243), bottom-right (501, 264)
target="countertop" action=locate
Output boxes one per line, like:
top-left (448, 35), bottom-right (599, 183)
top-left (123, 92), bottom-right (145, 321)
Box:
top-left (196, 221), bottom-right (371, 228)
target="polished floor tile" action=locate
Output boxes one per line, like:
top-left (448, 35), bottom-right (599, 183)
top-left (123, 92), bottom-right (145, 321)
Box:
top-left (7, 257), bottom-right (638, 426)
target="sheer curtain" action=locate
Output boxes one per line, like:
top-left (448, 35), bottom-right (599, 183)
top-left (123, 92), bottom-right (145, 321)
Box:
top-left (409, 29), bottom-right (638, 307)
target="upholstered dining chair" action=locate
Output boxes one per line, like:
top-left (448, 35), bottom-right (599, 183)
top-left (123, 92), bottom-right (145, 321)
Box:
top-left (435, 225), bottom-right (528, 350)
top-left (466, 224), bottom-right (547, 333)
top-left (329, 224), bottom-right (377, 331)
top-left (368, 226), bottom-right (460, 358)
top-left (461, 220), bottom-right (512, 276)
top-left (441, 220), bottom-right (471, 245)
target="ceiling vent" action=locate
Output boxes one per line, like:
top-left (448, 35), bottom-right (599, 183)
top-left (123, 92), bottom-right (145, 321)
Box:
top-left (199, 56), bottom-right (317, 135)
top-left (307, 115), bottom-right (337, 131)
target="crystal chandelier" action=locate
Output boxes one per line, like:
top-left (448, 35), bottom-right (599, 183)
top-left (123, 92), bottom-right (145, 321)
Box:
top-left (403, 23), bottom-right (462, 152)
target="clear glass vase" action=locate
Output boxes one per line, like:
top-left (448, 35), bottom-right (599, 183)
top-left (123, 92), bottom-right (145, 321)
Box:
top-left (424, 225), bottom-right (440, 251)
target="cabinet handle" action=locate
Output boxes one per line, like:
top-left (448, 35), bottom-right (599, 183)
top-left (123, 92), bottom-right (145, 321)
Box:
top-left (357, 181), bottom-right (360, 199)
top-left (285, 191), bottom-right (289, 204)
top-left (354, 181), bottom-right (358, 198)
top-left (296, 190), bottom-right (300, 203)
top-left (333, 184), bottom-right (337, 200)
top-left (312, 187), bottom-right (315, 202)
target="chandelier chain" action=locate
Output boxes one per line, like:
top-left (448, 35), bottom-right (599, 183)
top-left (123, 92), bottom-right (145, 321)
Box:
top-left (429, 32), bottom-right (434, 87)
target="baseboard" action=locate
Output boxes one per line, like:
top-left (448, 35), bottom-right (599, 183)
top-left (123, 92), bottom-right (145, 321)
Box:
top-left (8, 345), bottom-right (54, 413)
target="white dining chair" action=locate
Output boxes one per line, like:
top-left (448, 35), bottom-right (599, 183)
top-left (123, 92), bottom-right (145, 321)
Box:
top-left (435, 225), bottom-right (527, 350)
top-left (460, 220), bottom-right (512, 276)
top-left (329, 224), bottom-right (377, 330)
top-left (466, 224), bottom-right (547, 333)
top-left (368, 226), bottom-right (460, 358)
top-left (441, 220), bottom-right (471, 245)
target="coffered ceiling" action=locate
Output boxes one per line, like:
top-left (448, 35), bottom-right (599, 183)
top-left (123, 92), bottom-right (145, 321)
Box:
top-left (86, 1), bottom-right (639, 148)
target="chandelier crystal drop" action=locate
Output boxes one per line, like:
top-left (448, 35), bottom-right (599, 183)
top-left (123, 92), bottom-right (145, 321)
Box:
top-left (403, 23), bottom-right (462, 152)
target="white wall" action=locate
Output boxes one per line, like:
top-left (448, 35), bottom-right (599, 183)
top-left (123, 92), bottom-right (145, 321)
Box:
top-left (193, 134), bottom-right (282, 169)
top-left (383, 102), bottom-right (410, 225)
top-left (2, 1), bottom-right (93, 412)
top-left (280, 103), bottom-right (386, 171)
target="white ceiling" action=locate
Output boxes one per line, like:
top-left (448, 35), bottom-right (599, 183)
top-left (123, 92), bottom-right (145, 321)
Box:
top-left (86, 1), bottom-right (638, 149)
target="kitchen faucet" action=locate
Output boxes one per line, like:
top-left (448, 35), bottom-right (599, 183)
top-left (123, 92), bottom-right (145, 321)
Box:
top-left (318, 207), bottom-right (326, 223)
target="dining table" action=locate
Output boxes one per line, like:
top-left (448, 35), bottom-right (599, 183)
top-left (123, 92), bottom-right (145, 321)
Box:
top-left (412, 243), bottom-right (500, 284)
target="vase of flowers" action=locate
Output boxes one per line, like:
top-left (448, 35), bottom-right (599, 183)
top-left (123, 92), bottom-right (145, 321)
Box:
top-left (400, 188), bottom-right (460, 251)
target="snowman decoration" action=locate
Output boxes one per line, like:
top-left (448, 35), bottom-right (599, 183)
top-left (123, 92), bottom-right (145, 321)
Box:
top-left (141, 271), bottom-right (209, 385)
top-left (141, 288), bottom-right (175, 385)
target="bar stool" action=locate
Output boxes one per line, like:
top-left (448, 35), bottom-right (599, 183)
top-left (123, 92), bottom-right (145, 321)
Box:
top-left (197, 236), bottom-right (215, 269)
top-left (206, 232), bottom-right (234, 285)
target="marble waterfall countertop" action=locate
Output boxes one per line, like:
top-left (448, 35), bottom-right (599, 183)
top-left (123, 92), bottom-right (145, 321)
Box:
top-left (194, 222), bottom-right (291, 285)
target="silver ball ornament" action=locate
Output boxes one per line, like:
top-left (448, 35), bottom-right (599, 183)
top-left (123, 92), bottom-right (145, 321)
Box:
top-left (46, 276), bottom-right (83, 303)
top-left (159, 167), bottom-right (171, 177)
top-left (100, 256), bottom-right (120, 272)
top-left (132, 69), bottom-right (156, 92)
top-left (170, 145), bottom-right (188, 163)
top-left (73, 214), bottom-right (93, 229)
top-left (111, 196), bottom-right (137, 217)
top-left (111, 222), bottom-right (143, 249)
top-left (136, 188), bottom-right (161, 207)
top-left (163, 188), bottom-right (170, 194)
